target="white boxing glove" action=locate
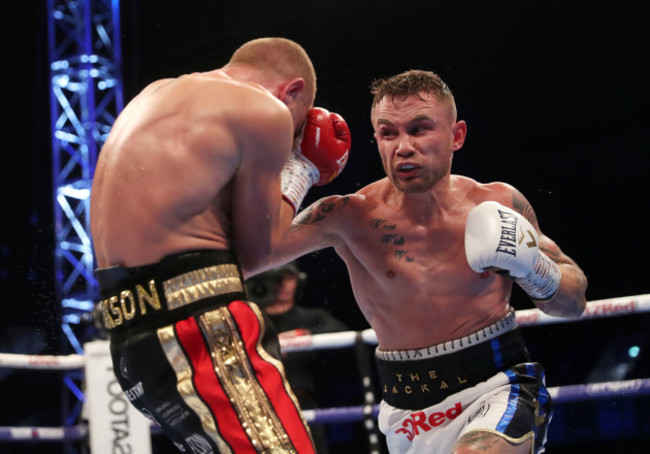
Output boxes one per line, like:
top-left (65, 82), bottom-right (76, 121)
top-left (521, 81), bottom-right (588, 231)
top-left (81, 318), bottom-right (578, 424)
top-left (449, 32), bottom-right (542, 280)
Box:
top-left (465, 201), bottom-right (561, 300)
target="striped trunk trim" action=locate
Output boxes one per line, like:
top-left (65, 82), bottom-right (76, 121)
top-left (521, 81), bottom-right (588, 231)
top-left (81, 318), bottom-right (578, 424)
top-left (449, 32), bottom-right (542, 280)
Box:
top-left (157, 324), bottom-right (232, 453)
top-left (163, 301), bottom-right (313, 452)
top-left (230, 301), bottom-right (315, 452)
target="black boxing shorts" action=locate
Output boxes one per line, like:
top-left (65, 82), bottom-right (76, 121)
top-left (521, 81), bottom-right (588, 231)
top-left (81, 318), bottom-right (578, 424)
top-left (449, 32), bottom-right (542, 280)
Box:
top-left (375, 310), bottom-right (529, 410)
top-left (95, 250), bottom-right (315, 453)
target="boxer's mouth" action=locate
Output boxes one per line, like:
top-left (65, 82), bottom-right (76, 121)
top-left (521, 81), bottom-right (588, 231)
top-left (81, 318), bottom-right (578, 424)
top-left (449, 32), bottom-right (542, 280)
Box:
top-left (396, 162), bottom-right (420, 176)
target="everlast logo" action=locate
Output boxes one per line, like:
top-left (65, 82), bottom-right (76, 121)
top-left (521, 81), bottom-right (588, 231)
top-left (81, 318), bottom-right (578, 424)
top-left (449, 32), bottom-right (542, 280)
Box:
top-left (495, 209), bottom-right (518, 256)
top-left (395, 402), bottom-right (462, 441)
top-left (100, 280), bottom-right (161, 329)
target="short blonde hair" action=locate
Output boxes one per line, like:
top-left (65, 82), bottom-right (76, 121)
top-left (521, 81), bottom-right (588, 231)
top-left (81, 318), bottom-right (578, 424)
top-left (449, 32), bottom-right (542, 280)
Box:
top-left (370, 69), bottom-right (456, 119)
top-left (229, 37), bottom-right (316, 105)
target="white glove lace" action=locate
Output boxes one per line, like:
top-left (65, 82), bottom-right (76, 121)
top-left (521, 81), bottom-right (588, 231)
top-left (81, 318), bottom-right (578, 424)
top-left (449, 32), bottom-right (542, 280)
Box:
top-left (280, 151), bottom-right (320, 213)
top-left (515, 252), bottom-right (561, 301)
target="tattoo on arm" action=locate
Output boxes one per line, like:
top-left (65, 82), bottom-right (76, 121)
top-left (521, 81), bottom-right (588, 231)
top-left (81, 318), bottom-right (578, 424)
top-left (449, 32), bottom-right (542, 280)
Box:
top-left (512, 192), bottom-right (565, 263)
top-left (512, 192), bottom-right (539, 229)
top-left (509, 192), bottom-right (587, 310)
top-left (293, 196), bottom-right (349, 227)
top-left (513, 192), bottom-right (577, 269)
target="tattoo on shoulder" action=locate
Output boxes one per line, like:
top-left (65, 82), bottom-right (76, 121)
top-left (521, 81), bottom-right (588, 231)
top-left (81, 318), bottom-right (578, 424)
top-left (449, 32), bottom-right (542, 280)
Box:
top-left (512, 193), bottom-right (538, 226)
top-left (294, 196), bottom-right (349, 226)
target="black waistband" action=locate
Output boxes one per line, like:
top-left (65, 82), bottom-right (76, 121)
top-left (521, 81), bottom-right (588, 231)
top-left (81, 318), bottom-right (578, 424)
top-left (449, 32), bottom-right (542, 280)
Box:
top-left (95, 250), bottom-right (247, 340)
top-left (375, 328), bottom-right (529, 410)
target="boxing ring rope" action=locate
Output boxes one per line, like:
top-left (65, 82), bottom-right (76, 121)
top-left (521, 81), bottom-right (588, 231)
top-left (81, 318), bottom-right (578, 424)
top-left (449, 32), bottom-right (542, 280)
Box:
top-left (1, 293), bottom-right (649, 443)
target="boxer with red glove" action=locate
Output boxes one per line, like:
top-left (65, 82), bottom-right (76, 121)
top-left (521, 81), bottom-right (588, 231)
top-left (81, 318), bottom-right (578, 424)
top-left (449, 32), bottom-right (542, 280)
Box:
top-left (281, 107), bottom-right (351, 213)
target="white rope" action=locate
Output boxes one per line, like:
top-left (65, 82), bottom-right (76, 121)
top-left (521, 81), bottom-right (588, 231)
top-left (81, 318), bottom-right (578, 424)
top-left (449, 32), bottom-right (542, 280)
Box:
top-left (281, 293), bottom-right (650, 352)
top-left (0, 352), bottom-right (85, 370)
top-left (515, 293), bottom-right (650, 327)
top-left (3, 377), bottom-right (650, 441)
top-left (0, 425), bottom-right (88, 441)
top-left (1, 293), bottom-right (648, 367)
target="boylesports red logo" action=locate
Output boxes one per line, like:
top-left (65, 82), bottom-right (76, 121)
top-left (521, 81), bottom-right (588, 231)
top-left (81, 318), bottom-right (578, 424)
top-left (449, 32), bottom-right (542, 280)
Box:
top-left (395, 402), bottom-right (462, 441)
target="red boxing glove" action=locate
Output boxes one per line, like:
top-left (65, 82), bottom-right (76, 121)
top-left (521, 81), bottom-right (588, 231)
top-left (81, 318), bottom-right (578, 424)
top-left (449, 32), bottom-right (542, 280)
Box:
top-left (281, 107), bottom-right (351, 213)
top-left (300, 107), bottom-right (351, 186)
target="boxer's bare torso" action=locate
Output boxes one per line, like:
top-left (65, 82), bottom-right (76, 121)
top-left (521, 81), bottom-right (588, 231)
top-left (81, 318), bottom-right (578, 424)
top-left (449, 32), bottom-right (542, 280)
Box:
top-left (286, 175), bottom-right (532, 350)
top-left (91, 71), bottom-right (293, 269)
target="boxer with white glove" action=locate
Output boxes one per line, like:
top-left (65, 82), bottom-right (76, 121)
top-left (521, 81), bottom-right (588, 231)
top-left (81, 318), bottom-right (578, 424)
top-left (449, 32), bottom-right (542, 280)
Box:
top-left (465, 201), bottom-right (561, 301)
top-left (281, 107), bottom-right (351, 213)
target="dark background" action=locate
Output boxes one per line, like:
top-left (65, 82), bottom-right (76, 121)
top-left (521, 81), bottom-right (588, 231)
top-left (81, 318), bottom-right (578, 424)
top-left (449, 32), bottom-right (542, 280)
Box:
top-left (2, 0), bottom-right (649, 453)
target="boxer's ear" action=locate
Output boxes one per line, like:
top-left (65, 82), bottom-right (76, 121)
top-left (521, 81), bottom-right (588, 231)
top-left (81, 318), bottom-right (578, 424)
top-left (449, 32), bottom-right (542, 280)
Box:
top-left (451, 120), bottom-right (467, 152)
top-left (280, 78), bottom-right (305, 105)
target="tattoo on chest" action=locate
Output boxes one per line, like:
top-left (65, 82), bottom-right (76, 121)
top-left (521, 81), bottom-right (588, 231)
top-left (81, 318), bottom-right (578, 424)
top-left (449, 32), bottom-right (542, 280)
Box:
top-left (370, 218), bottom-right (414, 262)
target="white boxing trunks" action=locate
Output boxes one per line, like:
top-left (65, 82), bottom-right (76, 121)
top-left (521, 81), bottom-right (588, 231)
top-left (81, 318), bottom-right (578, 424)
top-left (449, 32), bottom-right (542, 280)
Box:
top-left (375, 311), bottom-right (552, 454)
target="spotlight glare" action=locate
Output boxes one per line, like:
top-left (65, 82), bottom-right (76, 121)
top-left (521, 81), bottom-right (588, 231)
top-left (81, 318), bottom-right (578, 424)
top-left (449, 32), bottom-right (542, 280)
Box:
top-left (628, 345), bottom-right (640, 358)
